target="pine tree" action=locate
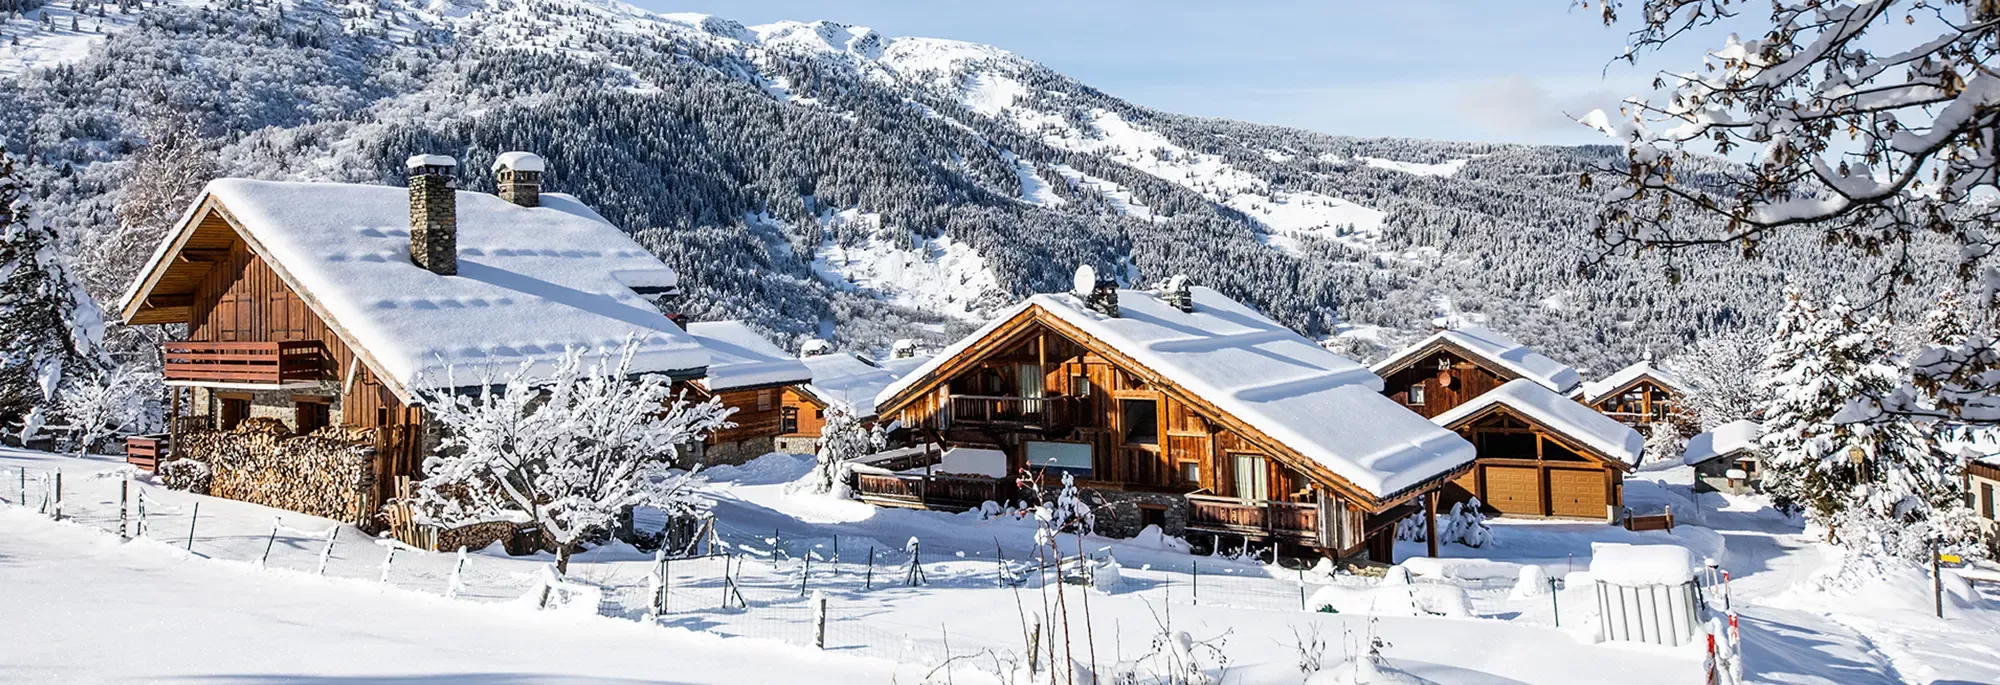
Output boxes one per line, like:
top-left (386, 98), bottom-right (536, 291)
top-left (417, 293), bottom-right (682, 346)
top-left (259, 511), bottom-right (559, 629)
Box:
top-left (1757, 288), bottom-right (1959, 555)
top-left (0, 147), bottom-right (107, 435)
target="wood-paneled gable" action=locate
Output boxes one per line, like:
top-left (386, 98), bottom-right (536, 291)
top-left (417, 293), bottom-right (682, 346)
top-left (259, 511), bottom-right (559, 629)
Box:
top-left (1379, 349), bottom-right (1511, 418)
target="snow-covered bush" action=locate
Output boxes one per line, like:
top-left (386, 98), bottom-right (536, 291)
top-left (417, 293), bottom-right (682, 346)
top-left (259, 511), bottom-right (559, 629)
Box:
top-left (59, 365), bottom-right (155, 456)
top-left (794, 404), bottom-right (877, 496)
top-left (1436, 499), bottom-right (1492, 548)
top-left (1642, 423), bottom-right (1684, 465)
top-left (1091, 552), bottom-right (1124, 593)
top-left (0, 147), bottom-right (107, 429)
top-left (159, 458), bottom-right (211, 494)
top-left (1509, 564), bottom-right (1550, 600)
top-left (415, 342), bottom-right (736, 575)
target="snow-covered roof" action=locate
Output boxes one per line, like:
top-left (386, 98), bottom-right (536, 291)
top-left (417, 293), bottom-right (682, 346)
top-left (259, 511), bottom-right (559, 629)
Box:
top-left (880, 287), bottom-right (1477, 499)
top-left (1580, 359), bottom-right (1691, 404)
top-left (1682, 419), bottom-right (1762, 466)
top-left (799, 352), bottom-right (934, 417)
top-left (1371, 327), bottom-right (1581, 394)
top-left (1589, 543), bottom-right (1697, 586)
top-left (1432, 379), bottom-right (1645, 466)
top-left (125, 179), bottom-right (707, 397)
top-left (686, 321), bottom-right (813, 392)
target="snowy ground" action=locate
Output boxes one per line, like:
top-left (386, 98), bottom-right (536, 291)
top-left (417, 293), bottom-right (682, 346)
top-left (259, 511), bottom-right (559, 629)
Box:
top-left (3, 448), bottom-right (1997, 684)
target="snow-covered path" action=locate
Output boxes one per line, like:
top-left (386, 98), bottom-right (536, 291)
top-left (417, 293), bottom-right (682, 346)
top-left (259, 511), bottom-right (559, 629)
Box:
top-left (0, 507), bottom-right (904, 684)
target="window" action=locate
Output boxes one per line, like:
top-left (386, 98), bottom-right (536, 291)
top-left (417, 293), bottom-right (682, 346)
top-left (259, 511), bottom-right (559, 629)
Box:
top-left (1072, 375), bottom-right (1091, 397)
top-left (1983, 482), bottom-right (1995, 520)
top-left (1026, 440), bottom-right (1093, 477)
top-left (1121, 399), bottom-right (1159, 444)
top-left (756, 390), bottom-right (772, 411)
top-left (1232, 454), bottom-right (1268, 502)
top-left (293, 396), bottom-right (331, 435)
top-left (218, 393), bottom-right (251, 431)
top-left (1178, 461), bottom-right (1200, 486)
top-left (814, 408), bottom-right (824, 420)
top-left (780, 406), bottom-right (799, 435)
top-left (1406, 383), bottom-right (1426, 405)
top-left (1016, 363), bottom-right (1044, 413)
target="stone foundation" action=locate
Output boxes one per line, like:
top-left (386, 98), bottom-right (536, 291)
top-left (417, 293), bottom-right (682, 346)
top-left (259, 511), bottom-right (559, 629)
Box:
top-left (701, 437), bottom-right (778, 467)
top-left (1085, 489), bottom-right (1188, 539)
top-left (773, 435), bottom-right (819, 456)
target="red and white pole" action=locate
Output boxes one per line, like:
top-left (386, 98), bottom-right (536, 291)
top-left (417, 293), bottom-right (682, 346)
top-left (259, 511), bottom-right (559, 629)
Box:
top-left (1704, 633), bottom-right (1719, 685)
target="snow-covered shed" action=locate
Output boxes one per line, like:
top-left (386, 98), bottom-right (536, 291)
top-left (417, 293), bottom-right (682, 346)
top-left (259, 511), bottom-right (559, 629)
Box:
top-left (115, 154), bottom-right (708, 535)
top-left (875, 281), bottom-right (1477, 562)
top-left (1589, 543), bottom-right (1703, 646)
top-left (1683, 419), bottom-right (1764, 494)
top-left (1961, 453), bottom-right (2000, 543)
top-left (685, 321), bottom-right (818, 463)
top-left (1431, 379), bottom-right (1644, 520)
top-left (1371, 327), bottom-right (1582, 419)
top-left (1577, 356), bottom-right (1692, 432)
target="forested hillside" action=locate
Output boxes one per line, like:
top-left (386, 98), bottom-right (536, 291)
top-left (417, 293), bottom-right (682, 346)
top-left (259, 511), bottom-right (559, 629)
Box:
top-left (0, 0), bottom-right (1945, 374)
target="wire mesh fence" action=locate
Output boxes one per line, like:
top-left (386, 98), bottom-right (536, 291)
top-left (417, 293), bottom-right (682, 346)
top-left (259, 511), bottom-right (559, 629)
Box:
top-left (1, 459), bottom-right (1375, 674)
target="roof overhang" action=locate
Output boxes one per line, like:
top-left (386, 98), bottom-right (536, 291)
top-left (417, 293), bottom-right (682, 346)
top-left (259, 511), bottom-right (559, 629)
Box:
top-left (1435, 401), bottom-right (1639, 472)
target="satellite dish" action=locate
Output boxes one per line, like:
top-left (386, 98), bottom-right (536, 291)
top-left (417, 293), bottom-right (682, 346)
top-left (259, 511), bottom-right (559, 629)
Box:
top-left (1072, 264), bottom-right (1098, 297)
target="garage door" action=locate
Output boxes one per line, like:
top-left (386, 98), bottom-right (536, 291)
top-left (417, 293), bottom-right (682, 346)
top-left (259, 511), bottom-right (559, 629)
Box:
top-left (1548, 468), bottom-right (1607, 519)
top-left (1482, 466), bottom-right (1542, 516)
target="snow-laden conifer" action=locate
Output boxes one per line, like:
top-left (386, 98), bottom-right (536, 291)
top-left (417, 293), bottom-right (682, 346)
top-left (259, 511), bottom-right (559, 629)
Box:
top-left (0, 145), bottom-right (107, 435)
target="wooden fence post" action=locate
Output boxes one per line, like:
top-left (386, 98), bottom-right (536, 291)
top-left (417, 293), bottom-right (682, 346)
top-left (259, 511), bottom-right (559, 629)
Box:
top-left (811, 590), bottom-right (827, 650)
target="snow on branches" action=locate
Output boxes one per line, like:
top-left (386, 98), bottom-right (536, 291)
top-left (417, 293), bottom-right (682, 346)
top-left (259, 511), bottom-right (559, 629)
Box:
top-left (1756, 286), bottom-right (1970, 559)
top-left (0, 144), bottom-right (108, 432)
top-left (414, 341), bottom-right (736, 569)
top-left (795, 404), bottom-right (879, 496)
top-left (1580, 0), bottom-right (1999, 302)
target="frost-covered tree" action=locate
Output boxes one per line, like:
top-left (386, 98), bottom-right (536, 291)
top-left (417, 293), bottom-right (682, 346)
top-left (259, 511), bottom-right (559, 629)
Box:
top-left (796, 404), bottom-right (878, 496)
top-left (0, 146), bottom-right (106, 434)
top-left (1582, 1), bottom-right (1998, 303)
top-left (1667, 330), bottom-right (1769, 429)
top-left (58, 364), bottom-right (153, 456)
top-left (1758, 288), bottom-right (1961, 553)
top-left (1643, 423), bottom-right (1686, 465)
top-left (415, 342), bottom-right (737, 576)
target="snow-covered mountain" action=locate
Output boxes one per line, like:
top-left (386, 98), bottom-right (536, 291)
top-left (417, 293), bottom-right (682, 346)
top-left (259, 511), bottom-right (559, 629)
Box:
top-left (0, 0), bottom-right (1919, 370)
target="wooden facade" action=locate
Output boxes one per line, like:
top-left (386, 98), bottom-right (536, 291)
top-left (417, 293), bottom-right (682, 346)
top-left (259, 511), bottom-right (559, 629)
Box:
top-left (877, 305), bottom-right (1469, 561)
top-left (1379, 347), bottom-right (1512, 419)
top-left (1437, 405), bottom-right (1629, 520)
top-left (121, 199), bottom-right (427, 510)
top-left (702, 384), bottom-right (823, 446)
top-left (1583, 375), bottom-right (1691, 436)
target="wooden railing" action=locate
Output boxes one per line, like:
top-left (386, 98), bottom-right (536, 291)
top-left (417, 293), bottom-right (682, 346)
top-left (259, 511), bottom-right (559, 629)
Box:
top-left (164, 341), bottom-right (325, 384)
top-left (124, 434), bottom-right (167, 472)
top-left (1185, 494), bottom-right (1319, 541)
top-left (852, 471), bottom-right (1014, 513)
top-left (944, 394), bottom-right (1074, 428)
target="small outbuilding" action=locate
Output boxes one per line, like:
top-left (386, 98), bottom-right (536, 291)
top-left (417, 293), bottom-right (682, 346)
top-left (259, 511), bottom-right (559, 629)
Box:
top-left (1589, 543), bottom-right (1702, 646)
top-left (1682, 419), bottom-right (1763, 494)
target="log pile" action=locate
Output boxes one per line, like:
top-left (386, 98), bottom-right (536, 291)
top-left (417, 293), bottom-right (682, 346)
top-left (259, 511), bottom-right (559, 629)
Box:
top-left (173, 418), bottom-right (379, 527)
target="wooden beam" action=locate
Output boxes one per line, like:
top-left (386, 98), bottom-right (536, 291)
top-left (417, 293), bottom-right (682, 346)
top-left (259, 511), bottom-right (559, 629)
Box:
top-left (146, 294), bottom-right (194, 309)
top-left (1424, 490), bottom-right (1439, 559)
top-left (177, 248), bottom-right (230, 263)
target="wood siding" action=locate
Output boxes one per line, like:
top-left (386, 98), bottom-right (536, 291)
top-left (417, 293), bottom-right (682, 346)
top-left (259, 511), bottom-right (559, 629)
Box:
top-left (707, 385), bottom-right (816, 444)
top-left (1380, 349), bottom-right (1511, 418)
top-left (1443, 408), bottom-right (1624, 520)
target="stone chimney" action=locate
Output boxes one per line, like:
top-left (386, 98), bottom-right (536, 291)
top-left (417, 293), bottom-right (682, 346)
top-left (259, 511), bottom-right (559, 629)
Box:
top-left (1163, 274), bottom-right (1194, 313)
top-left (1087, 274), bottom-right (1120, 318)
top-left (493, 151), bottom-right (545, 208)
top-left (406, 154), bottom-right (458, 276)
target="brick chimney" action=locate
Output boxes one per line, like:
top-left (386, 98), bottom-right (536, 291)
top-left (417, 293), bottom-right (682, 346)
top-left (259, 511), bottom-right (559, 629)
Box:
top-left (406, 154), bottom-right (458, 276)
top-left (492, 151), bottom-right (544, 208)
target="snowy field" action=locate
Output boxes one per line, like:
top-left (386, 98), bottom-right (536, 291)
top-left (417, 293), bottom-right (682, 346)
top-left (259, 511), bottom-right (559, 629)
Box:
top-left (3, 447), bottom-right (1999, 684)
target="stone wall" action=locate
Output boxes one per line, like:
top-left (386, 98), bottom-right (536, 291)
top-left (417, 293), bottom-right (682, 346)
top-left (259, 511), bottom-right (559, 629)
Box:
top-left (773, 435), bottom-right (819, 456)
top-left (172, 418), bottom-right (379, 526)
top-left (1086, 489), bottom-right (1188, 539)
top-left (702, 436), bottom-right (777, 467)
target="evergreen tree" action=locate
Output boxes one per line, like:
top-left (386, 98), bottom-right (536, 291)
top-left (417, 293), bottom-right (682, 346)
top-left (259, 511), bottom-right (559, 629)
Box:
top-left (0, 146), bottom-right (107, 435)
top-left (1757, 288), bottom-right (1960, 556)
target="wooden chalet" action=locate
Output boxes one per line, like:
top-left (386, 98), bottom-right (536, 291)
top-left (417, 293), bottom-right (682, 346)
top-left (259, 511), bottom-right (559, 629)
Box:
top-left (1682, 419), bottom-right (1763, 494)
top-left (116, 152), bottom-right (709, 539)
top-left (684, 321), bottom-right (817, 463)
top-left (1430, 379), bottom-right (1644, 520)
top-left (1370, 326), bottom-right (1582, 419)
top-left (1964, 456), bottom-right (2000, 554)
top-left (871, 279), bottom-right (1477, 562)
top-left (1576, 356), bottom-right (1694, 435)
top-left (797, 350), bottom-right (935, 423)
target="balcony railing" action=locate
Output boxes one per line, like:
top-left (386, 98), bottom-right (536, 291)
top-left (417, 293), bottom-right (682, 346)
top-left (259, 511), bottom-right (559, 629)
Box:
top-left (852, 471), bottom-right (1015, 513)
top-left (1185, 494), bottom-right (1319, 541)
top-left (943, 394), bottom-right (1075, 429)
top-left (164, 341), bottom-right (325, 384)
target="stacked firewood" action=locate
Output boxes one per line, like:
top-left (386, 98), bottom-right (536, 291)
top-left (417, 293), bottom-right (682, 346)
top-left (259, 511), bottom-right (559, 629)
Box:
top-left (173, 418), bottom-right (379, 526)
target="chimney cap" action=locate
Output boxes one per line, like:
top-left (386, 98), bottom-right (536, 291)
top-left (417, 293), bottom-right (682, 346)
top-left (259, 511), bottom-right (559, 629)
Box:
top-left (406, 154), bottom-right (458, 171)
top-left (492, 151), bottom-right (546, 174)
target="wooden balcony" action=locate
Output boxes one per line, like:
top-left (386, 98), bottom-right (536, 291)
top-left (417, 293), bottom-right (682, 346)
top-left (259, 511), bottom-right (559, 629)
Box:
top-left (852, 471), bottom-right (1015, 513)
top-left (164, 341), bottom-right (325, 384)
top-left (943, 394), bottom-right (1075, 429)
top-left (1185, 494), bottom-right (1320, 542)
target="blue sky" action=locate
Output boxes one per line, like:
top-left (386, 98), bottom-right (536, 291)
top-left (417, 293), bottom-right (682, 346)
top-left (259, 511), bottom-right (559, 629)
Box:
top-left (635, 1), bottom-right (1716, 146)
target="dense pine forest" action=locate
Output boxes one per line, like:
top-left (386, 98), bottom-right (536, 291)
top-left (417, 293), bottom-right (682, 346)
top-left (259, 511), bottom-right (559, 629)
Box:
top-left (0, 0), bottom-right (1951, 374)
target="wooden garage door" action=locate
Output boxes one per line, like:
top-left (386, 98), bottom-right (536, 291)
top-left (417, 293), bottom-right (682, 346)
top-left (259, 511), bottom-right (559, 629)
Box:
top-left (1482, 466), bottom-right (1542, 516)
top-left (1548, 468), bottom-right (1607, 519)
